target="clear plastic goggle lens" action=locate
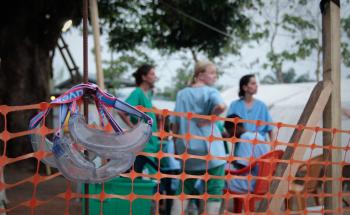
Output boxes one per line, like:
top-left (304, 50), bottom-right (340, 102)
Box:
top-left (69, 113), bottom-right (152, 159)
top-left (30, 127), bottom-right (58, 168)
top-left (53, 135), bottom-right (136, 183)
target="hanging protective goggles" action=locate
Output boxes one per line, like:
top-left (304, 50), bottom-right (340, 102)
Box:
top-left (29, 83), bottom-right (153, 183)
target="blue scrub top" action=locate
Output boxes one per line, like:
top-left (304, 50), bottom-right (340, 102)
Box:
top-left (228, 131), bottom-right (271, 193)
top-left (227, 99), bottom-right (273, 140)
top-left (171, 86), bottom-right (227, 171)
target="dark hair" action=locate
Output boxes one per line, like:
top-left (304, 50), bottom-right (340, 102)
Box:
top-left (224, 114), bottom-right (243, 132)
top-left (238, 74), bottom-right (255, 98)
top-left (132, 64), bottom-right (154, 86)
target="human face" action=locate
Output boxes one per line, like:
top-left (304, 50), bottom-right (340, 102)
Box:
top-left (198, 64), bottom-right (217, 86)
top-left (142, 68), bottom-right (157, 88)
top-left (243, 76), bottom-right (258, 96)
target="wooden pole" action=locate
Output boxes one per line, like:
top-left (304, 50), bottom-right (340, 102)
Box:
top-left (321, 0), bottom-right (342, 213)
top-left (83, 0), bottom-right (89, 214)
top-left (257, 81), bottom-right (332, 212)
top-left (89, 0), bottom-right (105, 89)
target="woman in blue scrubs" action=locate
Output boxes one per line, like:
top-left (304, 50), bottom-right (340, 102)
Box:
top-left (170, 61), bottom-right (227, 215)
top-left (227, 74), bottom-right (274, 141)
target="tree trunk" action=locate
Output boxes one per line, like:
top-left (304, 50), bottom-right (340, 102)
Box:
top-left (315, 47), bottom-right (322, 82)
top-left (0, 36), bottom-right (51, 158)
top-left (190, 48), bottom-right (198, 63)
top-left (270, 1), bottom-right (284, 84)
top-left (0, 0), bottom-right (82, 158)
top-left (276, 65), bottom-right (284, 83)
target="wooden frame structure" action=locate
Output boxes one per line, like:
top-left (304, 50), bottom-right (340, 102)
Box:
top-left (321, 0), bottom-right (342, 212)
top-left (257, 0), bottom-right (342, 213)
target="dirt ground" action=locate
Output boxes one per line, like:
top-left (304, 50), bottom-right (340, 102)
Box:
top-left (2, 159), bottom-right (169, 215)
top-left (5, 162), bottom-right (350, 215)
top-left (4, 162), bottom-right (82, 215)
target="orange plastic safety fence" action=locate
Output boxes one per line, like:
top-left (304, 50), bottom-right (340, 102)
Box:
top-left (0, 103), bottom-right (350, 215)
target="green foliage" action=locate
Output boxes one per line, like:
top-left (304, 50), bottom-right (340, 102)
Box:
top-left (260, 74), bottom-right (276, 84)
top-left (298, 0), bottom-right (307, 5)
top-left (257, 1), bottom-right (350, 83)
top-left (98, 0), bottom-right (152, 51)
top-left (158, 86), bottom-right (174, 100)
top-left (103, 49), bottom-right (154, 90)
top-left (294, 73), bottom-right (311, 83)
top-left (158, 59), bottom-right (192, 100)
top-left (343, 16), bottom-right (350, 38)
top-left (282, 15), bottom-right (315, 32)
top-left (342, 43), bottom-right (350, 67)
top-left (341, 15), bottom-right (350, 67)
top-left (281, 14), bottom-right (320, 61)
top-left (261, 68), bottom-right (312, 84)
top-left (98, 0), bottom-right (349, 87)
top-left (255, 1), bottom-right (324, 83)
top-left (98, 0), bottom-right (263, 93)
top-left (173, 62), bottom-right (192, 94)
top-left (282, 68), bottom-right (297, 83)
top-left (98, 0), bottom-right (260, 58)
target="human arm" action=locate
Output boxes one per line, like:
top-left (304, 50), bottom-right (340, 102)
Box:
top-left (118, 111), bottom-right (134, 128)
top-left (170, 95), bottom-right (181, 145)
top-left (170, 122), bottom-right (179, 146)
top-left (197, 89), bottom-right (226, 127)
top-left (196, 104), bottom-right (226, 128)
top-left (268, 130), bottom-right (275, 142)
top-left (262, 102), bottom-right (274, 141)
top-left (118, 89), bottom-right (140, 128)
top-left (211, 103), bottom-right (226, 116)
top-left (210, 89), bottom-right (226, 115)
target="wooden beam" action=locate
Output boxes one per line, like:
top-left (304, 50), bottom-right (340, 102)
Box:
top-left (90, 0), bottom-right (105, 89)
top-left (257, 81), bottom-right (332, 212)
top-left (321, 0), bottom-right (342, 213)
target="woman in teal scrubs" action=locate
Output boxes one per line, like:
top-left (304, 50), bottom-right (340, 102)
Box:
top-left (119, 64), bottom-right (159, 173)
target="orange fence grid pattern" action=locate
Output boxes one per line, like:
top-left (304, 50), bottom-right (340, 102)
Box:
top-left (0, 103), bottom-right (350, 214)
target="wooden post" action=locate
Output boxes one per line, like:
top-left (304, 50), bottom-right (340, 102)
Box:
top-left (83, 0), bottom-right (90, 214)
top-left (321, 0), bottom-right (342, 213)
top-left (89, 0), bottom-right (105, 89)
top-left (257, 81), bottom-right (332, 212)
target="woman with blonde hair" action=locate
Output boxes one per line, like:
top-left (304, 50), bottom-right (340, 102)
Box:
top-left (170, 60), bottom-right (226, 215)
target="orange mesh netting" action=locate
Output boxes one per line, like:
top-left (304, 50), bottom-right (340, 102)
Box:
top-left (0, 103), bottom-right (350, 214)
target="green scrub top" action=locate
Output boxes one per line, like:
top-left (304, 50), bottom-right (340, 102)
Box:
top-left (125, 87), bottom-right (159, 154)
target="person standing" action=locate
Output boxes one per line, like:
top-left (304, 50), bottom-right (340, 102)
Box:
top-left (119, 64), bottom-right (159, 173)
top-left (170, 60), bottom-right (227, 215)
top-left (227, 74), bottom-right (274, 141)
